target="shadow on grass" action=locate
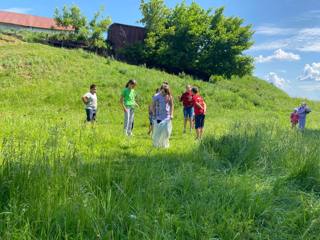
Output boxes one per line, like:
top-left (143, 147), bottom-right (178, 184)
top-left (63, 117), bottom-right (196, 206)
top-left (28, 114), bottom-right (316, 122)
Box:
top-left (200, 124), bottom-right (320, 194)
top-left (1, 125), bottom-right (320, 239)
top-left (0, 146), bottom-right (277, 239)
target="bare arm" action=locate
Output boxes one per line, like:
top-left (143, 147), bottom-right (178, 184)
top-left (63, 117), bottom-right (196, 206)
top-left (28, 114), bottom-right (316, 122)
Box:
top-left (135, 100), bottom-right (139, 108)
top-left (195, 102), bottom-right (203, 109)
top-left (120, 96), bottom-right (127, 112)
top-left (82, 96), bottom-right (88, 104)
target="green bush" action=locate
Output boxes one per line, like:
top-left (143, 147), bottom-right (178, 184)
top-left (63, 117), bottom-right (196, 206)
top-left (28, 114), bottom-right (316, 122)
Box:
top-left (118, 42), bottom-right (146, 64)
top-left (139, 0), bottom-right (254, 79)
top-left (209, 75), bottom-right (224, 84)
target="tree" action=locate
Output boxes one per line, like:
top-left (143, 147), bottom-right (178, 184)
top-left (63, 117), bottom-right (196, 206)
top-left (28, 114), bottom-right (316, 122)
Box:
top-left (139, 1), bottom-right (254, 79)
top-left (54, 5), bottom-right (88, 40)
top-left (54, 5), bottom-right (111, 51)
top-left (196, 7), bottom-right (254, 78)
top-left (88, 7), bottom-right (112, 51)
top-left (139, 0), bottom-right (174, 66)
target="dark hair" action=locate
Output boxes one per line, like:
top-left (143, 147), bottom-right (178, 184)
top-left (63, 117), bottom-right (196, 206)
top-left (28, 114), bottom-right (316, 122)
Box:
top-left (191, 87), bottom-right (198, 94)
top-left (90, 84), bottom-right (96, 89)
top-left (155, 88), bottom-right (159, 93)
top-left (125, 79), bottom-right (137, 88)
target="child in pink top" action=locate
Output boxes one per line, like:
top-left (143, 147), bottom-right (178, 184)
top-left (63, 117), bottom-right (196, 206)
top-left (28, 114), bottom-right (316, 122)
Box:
top-left (290, 108), bottom-right (299, 128)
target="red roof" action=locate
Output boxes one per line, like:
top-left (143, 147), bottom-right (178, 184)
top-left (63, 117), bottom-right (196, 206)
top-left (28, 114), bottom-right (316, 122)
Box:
top-left (0, 11), bottom-right (73, 31)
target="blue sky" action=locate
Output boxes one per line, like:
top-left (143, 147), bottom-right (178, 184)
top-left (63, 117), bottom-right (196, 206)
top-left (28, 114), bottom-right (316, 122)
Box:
top-left (1, 0), bottom-right (320, 100)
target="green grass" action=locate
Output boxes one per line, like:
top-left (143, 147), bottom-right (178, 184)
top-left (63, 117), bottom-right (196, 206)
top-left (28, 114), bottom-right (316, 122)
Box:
top-left (1, 36), bottom-right (320, 239)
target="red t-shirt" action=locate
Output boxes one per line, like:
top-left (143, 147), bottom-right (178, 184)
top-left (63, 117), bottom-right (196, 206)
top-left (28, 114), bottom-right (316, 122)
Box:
top-left (180, 91), bottom-right (194, 107)
top-left (192, 95), bottom-right (205, 115)
top-left (290, 113), bottom-right (299, 123)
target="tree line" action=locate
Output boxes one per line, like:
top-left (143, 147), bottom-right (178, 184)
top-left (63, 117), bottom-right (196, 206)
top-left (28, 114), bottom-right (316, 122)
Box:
top-left (53, 0), bottom-right (254, 80)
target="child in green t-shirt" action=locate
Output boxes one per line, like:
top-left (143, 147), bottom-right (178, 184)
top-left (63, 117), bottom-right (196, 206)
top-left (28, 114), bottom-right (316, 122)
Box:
top-left (120, 79), bottom-right (137, 136)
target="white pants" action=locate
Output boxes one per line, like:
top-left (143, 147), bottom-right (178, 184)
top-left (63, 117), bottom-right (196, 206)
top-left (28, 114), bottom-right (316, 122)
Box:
top-left (124, 108), bottom-right (134, 135)
top-left (152, 119), bottom-right (172, 148)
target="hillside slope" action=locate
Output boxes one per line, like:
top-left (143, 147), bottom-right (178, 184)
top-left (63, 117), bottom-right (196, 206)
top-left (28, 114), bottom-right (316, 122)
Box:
top-left (1, 37), bottom-right (320, 239)
top-left (1, 37), bottom-right (318, 123)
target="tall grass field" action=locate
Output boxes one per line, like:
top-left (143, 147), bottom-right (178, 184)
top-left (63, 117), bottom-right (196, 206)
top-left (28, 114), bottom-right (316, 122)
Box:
top-left (1, 35), bottom-right (320, 239)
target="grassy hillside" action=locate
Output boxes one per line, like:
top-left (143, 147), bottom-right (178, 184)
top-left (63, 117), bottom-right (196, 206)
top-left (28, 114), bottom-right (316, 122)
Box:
top-left (1, 36), bottom-right (320, 239)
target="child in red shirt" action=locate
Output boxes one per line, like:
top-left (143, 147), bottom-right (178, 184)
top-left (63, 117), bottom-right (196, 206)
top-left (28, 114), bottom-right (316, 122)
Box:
top-left (290, 108), bottom-right (299, 128)
top-left (180, 85), bottom-right (194, 133)
top-left (192, 87), bottom-right (206, 140)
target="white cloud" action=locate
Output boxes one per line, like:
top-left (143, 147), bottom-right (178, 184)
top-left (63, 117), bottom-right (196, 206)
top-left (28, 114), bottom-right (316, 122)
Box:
top-left (0, 8), bottom-right (32, 14)
top-left (251, 39), bottom-right (290, 51)
top-left (255, 26), bottom-right (295, 36)
top-left (251, 27), bottom-right (320, 53)
top-left (255, 49), bottom-right (300, 63)
top-left (298, 43), bottom-right (320, 52)
top-left (265, 72), bottom-right (286, 89)
top-left (298, 63), bottom-right (320, 81)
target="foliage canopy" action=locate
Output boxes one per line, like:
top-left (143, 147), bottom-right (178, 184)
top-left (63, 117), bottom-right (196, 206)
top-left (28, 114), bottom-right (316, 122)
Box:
top-left (131, 0), bottom-right (255, 79)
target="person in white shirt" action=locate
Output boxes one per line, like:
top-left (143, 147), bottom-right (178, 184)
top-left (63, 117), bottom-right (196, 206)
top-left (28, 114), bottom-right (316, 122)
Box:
top-left (82, 84), bottom-right (97, 122)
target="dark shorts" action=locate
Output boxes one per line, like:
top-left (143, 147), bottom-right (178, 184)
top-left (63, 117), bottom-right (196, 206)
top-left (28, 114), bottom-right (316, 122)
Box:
top-left (195, 114), bottom-right (205, 129)
top-left (149, 114), bottom-right (154, 125)
top-left (183, 106), bottom-right (194, 119)
top-left (86, 108), bottom-right (96, 122)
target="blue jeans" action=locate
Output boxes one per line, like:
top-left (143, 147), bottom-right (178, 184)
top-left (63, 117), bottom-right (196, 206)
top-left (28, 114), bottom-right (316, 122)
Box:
top-left (86, 108), bottom-right (96, 122)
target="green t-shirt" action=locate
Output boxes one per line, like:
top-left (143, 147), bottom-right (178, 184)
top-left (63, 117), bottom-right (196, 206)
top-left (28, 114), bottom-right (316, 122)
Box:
top-left (122, 88), bottom-right (136, 107)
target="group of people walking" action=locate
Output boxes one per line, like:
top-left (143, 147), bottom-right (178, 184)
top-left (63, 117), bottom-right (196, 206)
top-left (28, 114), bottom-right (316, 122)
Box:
top-left (290, 102), bottom-right (312, 129)
top-left (82, 80), bottom-right (206, 148)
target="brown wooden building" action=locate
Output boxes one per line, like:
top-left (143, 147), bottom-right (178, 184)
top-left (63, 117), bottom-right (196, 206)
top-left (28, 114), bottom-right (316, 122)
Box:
top-left (107, 23), bottom-right (146, 57)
